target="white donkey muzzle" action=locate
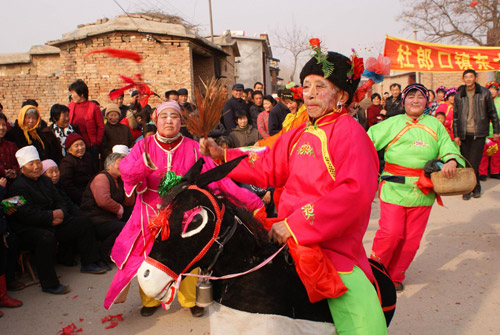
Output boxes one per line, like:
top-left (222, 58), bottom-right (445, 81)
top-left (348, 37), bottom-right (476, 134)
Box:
top-left (137, 260), bottom-right (177, 308)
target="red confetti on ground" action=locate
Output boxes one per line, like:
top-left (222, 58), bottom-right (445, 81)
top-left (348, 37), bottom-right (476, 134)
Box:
top-left (104, 321), bottom-right (118, 329)
top-left (72, 295), bottom-right (78, 299)
top-left (79, 318), bottom-right (84, 322)
top-left (101, 314), bottom-right (123, 323)
top-left (58, 323), bottom-right (83, 334)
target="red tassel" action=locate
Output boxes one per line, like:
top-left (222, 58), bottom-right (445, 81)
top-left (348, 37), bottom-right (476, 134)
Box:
top-left (353, 79), bottom-right (375, 103)
top-left (85, 48), bottom-right (142, 63)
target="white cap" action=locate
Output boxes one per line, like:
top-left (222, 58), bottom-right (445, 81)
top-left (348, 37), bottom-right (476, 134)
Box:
top-left (15, 146), bottom-right (40, 168)
top-left (112, 145), bottom-right (130, 156)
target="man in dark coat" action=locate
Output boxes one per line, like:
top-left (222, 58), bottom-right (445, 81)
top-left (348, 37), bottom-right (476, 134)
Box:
top-left (7, 146), bottom-right (106, 295)
top-left (268, 89), bottom-right (291, 136)
top-left (453, 69), bottom-right (500, 199)
top-left (384, 83), bottom-right (404, 118)
top-left (249, 90), bottom-right (264, 128)
top-left (222, 83), bottom-right (250, 134)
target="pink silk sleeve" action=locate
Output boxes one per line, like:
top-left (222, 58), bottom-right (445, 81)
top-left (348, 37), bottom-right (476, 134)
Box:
top-left (119, 139), bottom-right (155, 196)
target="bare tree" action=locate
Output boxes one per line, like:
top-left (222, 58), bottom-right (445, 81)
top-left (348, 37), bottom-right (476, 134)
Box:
top-left (272, 23), bottom-right (312, 82)
top-left (398, 0), bottom-right (500, 46)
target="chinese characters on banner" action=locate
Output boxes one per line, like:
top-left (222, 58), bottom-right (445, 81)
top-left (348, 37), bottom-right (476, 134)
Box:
top-left (384, 36), bottom-right (500, 72)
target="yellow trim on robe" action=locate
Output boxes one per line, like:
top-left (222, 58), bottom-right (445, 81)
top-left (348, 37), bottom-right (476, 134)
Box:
top-left (303, 126), bottom-right (336, 181)
top-left (385, 123), bottom-right (437, 151)
top-left (285, 219), bottom-right (299, 244)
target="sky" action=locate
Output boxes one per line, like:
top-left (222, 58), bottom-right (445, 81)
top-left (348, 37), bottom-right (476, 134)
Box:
top-left (1, 0), bottom-right (410, 76)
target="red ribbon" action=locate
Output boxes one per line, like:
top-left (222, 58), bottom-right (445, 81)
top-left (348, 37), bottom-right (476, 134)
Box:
top-left (384, 163), bottom-right (443, 206)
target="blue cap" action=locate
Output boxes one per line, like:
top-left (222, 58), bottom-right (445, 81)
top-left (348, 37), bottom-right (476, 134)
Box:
top-left (232, 83), bottom-right (244, 91)
top-left (177, 88), bottom-right (188, 95)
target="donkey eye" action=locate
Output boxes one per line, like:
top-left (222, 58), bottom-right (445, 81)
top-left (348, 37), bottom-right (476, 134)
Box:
top-left (181, 206), bottom-right (209, 238)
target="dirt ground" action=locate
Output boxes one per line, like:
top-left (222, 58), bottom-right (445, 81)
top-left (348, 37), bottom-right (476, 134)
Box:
top-left (2, 179), bottom-right (500, 335)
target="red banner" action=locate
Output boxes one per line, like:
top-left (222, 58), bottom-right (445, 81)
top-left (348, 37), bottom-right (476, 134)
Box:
top-left (384, 36), bottom-right (500, 72)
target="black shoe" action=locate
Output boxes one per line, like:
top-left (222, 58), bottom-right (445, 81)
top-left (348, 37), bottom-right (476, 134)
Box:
top-left (490, 173), bottom-right (500, 179)
top-left (140, 306), bottom-right (159, 317)
top-left (42, 284), bottom-right (70, 295)
top-left (80, 263), bottom-right (107, 274)
top-left (479, 175), bottom-right (487, 181)
top-left (7, 280), bottom-right (26, 291)
top-left (97, 261), bottom-right (112, 272)
top-left (393, 281), bottom-right (405, 292)
top-left (462, 193), bottom-right (471, 200)
top-left (190, 306), bottom-right (205, 317)
top-left (472, 189), bottom-right (481, 198)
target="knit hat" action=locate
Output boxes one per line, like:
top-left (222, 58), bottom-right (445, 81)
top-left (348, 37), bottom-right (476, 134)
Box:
top-left (112, 144), bottom-right (130, 155)
top-left (401, 83), bottom-right (429, 106)
top-left (105, 103), bottom-right (121, 118)
top-left (152, 101), bottom-right (181, 122)
top-left (300, 47), bottom-right (363, 106)
top-left (41, 159), bottom-right (58, 174)
top-left (15, 146), bottom-right (40, 168)
top-left (65, 133), bottom-right (85, 151)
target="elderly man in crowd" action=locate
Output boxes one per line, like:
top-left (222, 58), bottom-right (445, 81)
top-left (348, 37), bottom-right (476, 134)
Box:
top-left (79, 152), bottom-right (134, 267)
top-left (7, 146), bottom-right (106, 295)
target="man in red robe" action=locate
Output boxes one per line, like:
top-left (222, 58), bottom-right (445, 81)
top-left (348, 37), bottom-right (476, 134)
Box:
top-left (201, 42), bottom-right (387, 334)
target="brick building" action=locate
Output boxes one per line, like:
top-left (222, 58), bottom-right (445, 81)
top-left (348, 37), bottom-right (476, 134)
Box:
top-left (0, 14), bottom-right (235, 122)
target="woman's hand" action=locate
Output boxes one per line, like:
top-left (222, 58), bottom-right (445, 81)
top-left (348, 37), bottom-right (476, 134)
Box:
top-left (268, 220), bottom-right (291, 245)
top-left (453, 137), bottom-right (461, 146)
top-left (262, 191), bottom-right (271, 204)
top-left (199, 138), bottom-right (225, 161)
top-left (442, 160), bottom-right (457, 178)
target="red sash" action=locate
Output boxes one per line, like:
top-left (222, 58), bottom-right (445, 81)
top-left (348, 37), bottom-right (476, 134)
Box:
top-left (384, 162), bottom-right (443, 206)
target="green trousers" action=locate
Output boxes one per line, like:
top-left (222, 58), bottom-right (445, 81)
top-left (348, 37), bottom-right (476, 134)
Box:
top-left (328, 266), bottom-right (387, 335)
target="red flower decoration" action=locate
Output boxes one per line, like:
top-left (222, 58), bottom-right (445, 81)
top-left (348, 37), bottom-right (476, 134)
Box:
top-left (351, 56), bottom-right (364, 80)
top-left (290, 86), bottom-right (303, 100)
top-left (470, 1), bottom-right (478, 8)
top-left (309, 38), bottom-right (321, 48)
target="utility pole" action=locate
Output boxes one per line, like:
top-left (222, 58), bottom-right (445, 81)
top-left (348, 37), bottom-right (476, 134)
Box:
top-left (413, 24), bottom-right (421, 83)
top-left (208, 0), bottom-right (214, 43)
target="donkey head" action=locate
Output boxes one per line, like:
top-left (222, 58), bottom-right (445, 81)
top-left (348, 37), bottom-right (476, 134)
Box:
top-left (137, 156), bottom-right (246, 308)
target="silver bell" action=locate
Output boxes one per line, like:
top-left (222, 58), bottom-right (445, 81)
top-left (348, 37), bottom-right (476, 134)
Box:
top-left (195, 278), bottom-right (213, 307)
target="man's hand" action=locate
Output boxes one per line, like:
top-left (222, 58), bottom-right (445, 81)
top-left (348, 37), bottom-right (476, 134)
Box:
top-left (493, 134), bottom-right (500, 142)
top-left (52, 209), bottom-right (64, 226)
top-left (199, 138), bottom-right (225, 161)
top-left (4, 169), bottom-right (16, 179)
top-left (0, 177), bottom-right (6, 188)
top-left (454, 137), bottom-right (461, 146)
top-left (268, 220), bottom-right (291, 245)
top-left (442, 160), bottom-right (457, 179)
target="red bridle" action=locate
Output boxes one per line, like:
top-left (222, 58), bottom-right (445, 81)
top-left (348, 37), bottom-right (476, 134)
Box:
top-left (144, 185), bottom-right (225, 281)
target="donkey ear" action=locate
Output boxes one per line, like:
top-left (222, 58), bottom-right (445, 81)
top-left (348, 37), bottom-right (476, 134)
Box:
top-left (195, 155), bottom-right (248, 188)
top-left (181, 158), bottom-right (206, 184)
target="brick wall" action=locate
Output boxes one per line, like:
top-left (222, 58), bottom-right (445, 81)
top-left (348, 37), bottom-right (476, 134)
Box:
top-left (0, 31), bottom-right (222, 122)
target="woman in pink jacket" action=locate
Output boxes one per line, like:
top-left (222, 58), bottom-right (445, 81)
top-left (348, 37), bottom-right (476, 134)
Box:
top-left (104, 101), bottom-right (263, 316)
